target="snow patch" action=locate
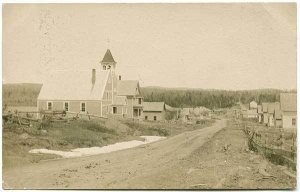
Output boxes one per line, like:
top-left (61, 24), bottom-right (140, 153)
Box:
top-left (29, 136), bottom-right (166, 158)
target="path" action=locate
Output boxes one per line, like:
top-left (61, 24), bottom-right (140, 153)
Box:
top-left (3, 119), bottom-right (226, 189)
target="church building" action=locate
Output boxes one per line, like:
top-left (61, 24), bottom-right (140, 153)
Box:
top-left (37, 49), bottom-right (143, 119)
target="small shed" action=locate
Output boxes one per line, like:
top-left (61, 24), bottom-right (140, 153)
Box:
top-left (143, 102), bottom-right (166, 121)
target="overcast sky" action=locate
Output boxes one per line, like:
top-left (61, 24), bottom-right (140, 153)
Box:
top-left (3, 3), bottom-right (296, 90)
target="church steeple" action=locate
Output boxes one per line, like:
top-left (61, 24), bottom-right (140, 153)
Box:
top-left (101, 49), bottom-right (116, 70)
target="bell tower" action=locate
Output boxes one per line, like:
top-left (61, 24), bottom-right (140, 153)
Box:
top-left (101, 49), bottom-right (116, 71)
top-left (101, 49), bottom-right (118, 104)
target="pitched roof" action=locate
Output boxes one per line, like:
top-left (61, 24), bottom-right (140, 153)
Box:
top-left (249, 101), bottom-right (258, 109)
top-left (165, 104), bottom-right (179, 112)
top-left (117, 80), bottom-right (140, 96)
top-left (143, 102), bottom-right (165, 112)
top-left (262, 103), bottom-right (269, 113)
top-left (101, 49), bottom-right (116, 63)
top-left (165, 104), bottom-right (174, 111)
top-left (38, 70), bottom-right (110, 100)
top-left (280, 93), bottom-right (297, 112)
top-left (267, 102), bottom-right (280, 114)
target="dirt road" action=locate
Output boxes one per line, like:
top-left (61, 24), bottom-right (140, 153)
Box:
top-left (3, 119), bottom-right (295, 189)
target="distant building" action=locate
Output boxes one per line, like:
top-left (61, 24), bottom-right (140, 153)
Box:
top-left (249, 101), bottom-right (258, 110)
top-left (142, 102), bottom-right (167, 121)
top-left (261, 102), bottom-right (269, 125)
top-left (267, 102), bottom-right (280, 127)
top-left (274, 107), bottom-right (282, 128)
top-left (240, 102), bottom-right (258, 119)
top-left (257, 105), bottom-right (263, 123)
top-left (280, 93), bottom-right (297, 128)
top-left (37, 49), bottom-right (143, 120)
top-left (242, 109), bottom-right (258, 119)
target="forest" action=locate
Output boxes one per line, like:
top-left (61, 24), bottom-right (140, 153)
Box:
top-left (2, 83), bottom-right (296, 109)
top-left (141, 86), bottom-right (296, 109)
top-left (3, 83), bottom-right (42, 106)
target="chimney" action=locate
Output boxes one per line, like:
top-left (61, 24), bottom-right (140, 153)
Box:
top-left (118, 75), bottom-right (121, 80)
top-left (92, 69), bottom-right (96, 85)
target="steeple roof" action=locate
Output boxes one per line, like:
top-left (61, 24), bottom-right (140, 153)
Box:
top-left (101, 49), bottom-right (116, 63)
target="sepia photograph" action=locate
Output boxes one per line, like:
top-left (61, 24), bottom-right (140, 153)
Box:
top-left (2, 2), bottom-right (297, 190)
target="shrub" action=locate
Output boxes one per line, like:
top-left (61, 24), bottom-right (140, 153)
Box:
top-left (141, 127), bottom-right (169, 136)
top-left (165, 111), bottom-right (177, 120)
top-left (81, 121), bottom-right (116, 134)
top-left (38, 119), bottom-right (52, 130)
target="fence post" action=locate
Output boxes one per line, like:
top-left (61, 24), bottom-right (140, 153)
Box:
top-left (264, 138), bottom-right (266, 146)
top-left (279, 131), bottom-right (284, 150)
top-left (292, 133), bottom-right (295, 161)
top-left (87, 112), bottom-right (91, 120)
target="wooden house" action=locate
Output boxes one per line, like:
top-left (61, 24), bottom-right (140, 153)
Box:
top-left (249, 101), bottom-right (258, 110)
top-left (142, 102), bottom-right (166, 121)
top-left (37, 49), bottom-right (143, 120)
top-left (266, 102), bottom-right (280, 127)
top-left (280, 93), bottom-right (297, 128)
top-left (274, 107), bottom-right (282, 128)
top-left (257, 105), bottom-right (263, 123)
top-left (261, 102), bottom-right (269, 125)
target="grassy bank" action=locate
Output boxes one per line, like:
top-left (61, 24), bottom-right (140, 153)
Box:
top-left (3, 117), bottom-right (215, 169)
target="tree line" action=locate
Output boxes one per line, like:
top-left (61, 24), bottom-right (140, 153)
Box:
top-left (3, 83), bottom-right (42, 106)
top-left (141, 87), bottom-right (296, 109)
top-left (2, 83), bottom-right (296, 109)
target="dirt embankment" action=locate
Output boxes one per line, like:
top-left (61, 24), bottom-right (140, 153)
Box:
top-left (3, 119), bottom-right (296, 189)
top-left (3, 116), bottom-right (214, 169)
top-left (151, 119), bottom-right (296, 189)
top-left (3, 119), bottom-right (225, 189)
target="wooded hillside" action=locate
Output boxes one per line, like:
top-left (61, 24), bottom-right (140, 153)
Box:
top-left (141, 87), bottom-right (295, 109)
top-left (3, 83), bottom-right (42, 106)
top-left (2, 83), bottom-right (295, 109)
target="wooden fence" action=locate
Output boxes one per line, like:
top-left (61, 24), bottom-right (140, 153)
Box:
top-left (244, 125), bottom-right (296, 171)
top-left (3, 110), bottom-right (107, 126)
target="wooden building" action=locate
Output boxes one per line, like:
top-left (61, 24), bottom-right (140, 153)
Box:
top-left (280, 93), bottom-right (297, 128)
top-left (37, 49), bottom-right (143, 120)
top-left (142, 102), bottom-right (166, 121)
